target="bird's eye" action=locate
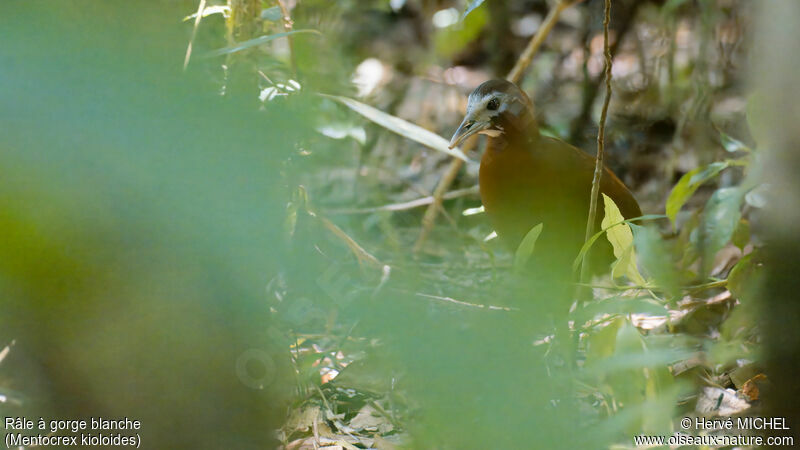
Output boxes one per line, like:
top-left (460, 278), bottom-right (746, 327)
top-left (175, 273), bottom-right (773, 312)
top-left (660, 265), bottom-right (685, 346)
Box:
top-left (487, 98), bottom-right (500, 111)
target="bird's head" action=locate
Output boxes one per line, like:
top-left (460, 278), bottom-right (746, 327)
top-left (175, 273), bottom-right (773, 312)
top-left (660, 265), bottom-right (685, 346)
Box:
top-left (448, 79), bottom-right (536, 149)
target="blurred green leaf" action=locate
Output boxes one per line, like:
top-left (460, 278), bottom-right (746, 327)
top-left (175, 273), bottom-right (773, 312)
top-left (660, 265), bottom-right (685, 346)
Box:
top-left (589, 385), bottom-right (683, 441)
top-left (707, 337), bottom-right (752, 367)
top-left (666, 161), bottom-right (729, 226)
top-left (436, 4), bottom-right (487, 58)
top-left (596, 320), bottom-right (668, 430)
top-left (720, 253), bottom-right (763, 344)
top-left (204, 29), bottom-right (321, 58)
top-left (691, 187), bottom-right (745, 275)
top-left (513, 223), bottom-right (543, 272)
top-left (728, 252), bottom-right (764, 302)
top-left (719, 129), bottom-right (751, 153)
top-left (585, 317), bottom-right (624, 365)
top-left (744, 183), bottom-right (768, 208)
top-left (731, 218), bottom-right (750, 251)
top-left (591, 344), bottom-right (689, 372)
top-left (322, 94), bottom-right (472, 162)
top-left (573, 228), bottom-right (608, 274)
top-left (631, 224), bottom-right (680, 298)
top-left (615, 320), bottom-right (646, 359)
top-left (602, 194), bottom-right (646, 285)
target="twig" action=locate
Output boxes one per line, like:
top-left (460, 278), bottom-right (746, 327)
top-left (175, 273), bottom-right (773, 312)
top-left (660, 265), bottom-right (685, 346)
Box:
top-left (507, 0), bottom-right (582, 84)
top-left (313, 212), bottom-right (382, 268)
top-left (325, 186), bottom-right (478, 215)
top-left (298, 187), bottom-right (383, 269)
top-left (574, 282), bottom-right (651, 292)
top-left (368, 400), bottom-right (403, 431)
top-left (0, 339), bottom-right (14, 365)
top-left (686, 279), bottom-right (727, 295)
top-left (579, 0), bottom-right (614, 285)
top-left (183, 0), bottom-right (208, 70)
top-left (413, 0), bottom-right (581, 253)
top-left (412, 139), bottom-right (474, 253)
top-left (414, 292), bottom-right (517, 312)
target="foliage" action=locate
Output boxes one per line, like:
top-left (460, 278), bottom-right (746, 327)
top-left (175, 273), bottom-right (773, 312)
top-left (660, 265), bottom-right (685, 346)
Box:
top-left (512, 222), bottom-right (543, 272)
top-left (602, 194), bottom-right (646, 285)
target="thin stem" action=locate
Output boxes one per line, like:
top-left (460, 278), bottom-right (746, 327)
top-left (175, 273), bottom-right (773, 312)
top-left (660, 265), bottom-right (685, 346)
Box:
top-left (183, 0), bottom-right (208, 70)
top-left (507, 0), bottom-right (581, 84)
top-left (412, 141), bottom-right (472, 253)
top-left (579, 0), bottom-right (613, 285)
top-left (326, 186), bottom-right (478, 215)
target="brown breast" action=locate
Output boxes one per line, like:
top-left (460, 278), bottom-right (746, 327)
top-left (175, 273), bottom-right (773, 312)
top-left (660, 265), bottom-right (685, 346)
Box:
top-left (479, 134), bottom-right (641, 267)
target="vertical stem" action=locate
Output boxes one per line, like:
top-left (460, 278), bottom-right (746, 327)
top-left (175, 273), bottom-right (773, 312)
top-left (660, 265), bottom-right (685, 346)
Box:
top-left (183, 0), bottom-right (207, 70)
top-left (579, 0), bottom-right (613, 284)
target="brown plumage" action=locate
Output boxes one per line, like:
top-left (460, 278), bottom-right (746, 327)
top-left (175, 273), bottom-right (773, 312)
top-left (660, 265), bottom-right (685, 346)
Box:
top-left (450, 79), bottom-right (641, 272)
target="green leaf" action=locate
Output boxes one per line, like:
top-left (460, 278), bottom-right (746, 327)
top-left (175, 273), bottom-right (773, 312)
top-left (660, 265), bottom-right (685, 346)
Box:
top-left (666, 161), bottom-right (729, 226)
top-left (719, 129), bottom-right (751, 153)
top-left (602, 194), bottom-right (646, 284)
top-left (585, 317), bottom-right (624, 366)
top-left (691, 187), bottom-right (745, 276)
top-left (513, 223), bottom-right (543, 272)
top-left (592, 345), bottom-right (689, 372)
top-left (572, 214), bottom-right (665, 274)
top-left (573, 228), bottom-right (609, 274)
top-left (731, 218), bottom-right (750, 251)
top-left (727, 252), bottom-right (763, 302)
top-left (436, 3), bottom-right (487, 58)
top-left (631, 224), bottom-right (679, 297)
top-left (744, 183), bottom-right (768, 208)
top-left (463, 0), bottom-right (486, 19)
top-left (203, 29), bottom-right (321, 58)
top-left (321, 94), bottom-right (472, 162)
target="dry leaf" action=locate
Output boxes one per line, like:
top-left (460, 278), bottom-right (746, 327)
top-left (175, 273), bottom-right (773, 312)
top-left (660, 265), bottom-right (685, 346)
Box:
top-left (741, 373), bottom-right (767, 401)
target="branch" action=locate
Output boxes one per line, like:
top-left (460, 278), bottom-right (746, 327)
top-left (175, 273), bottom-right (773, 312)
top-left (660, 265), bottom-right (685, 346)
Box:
top-left (412, 138), bottom-right (475, 253)
top-left (326, 186), bottom-right (478, 215)
top-left (507, 0), bottom-right (582, 84)
top-left (579, 0), bottom-right (613, 284)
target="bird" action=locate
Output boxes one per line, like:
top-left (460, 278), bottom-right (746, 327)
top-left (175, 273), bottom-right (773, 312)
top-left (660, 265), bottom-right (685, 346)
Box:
top-left (449, 79), bottom-right (641, 275)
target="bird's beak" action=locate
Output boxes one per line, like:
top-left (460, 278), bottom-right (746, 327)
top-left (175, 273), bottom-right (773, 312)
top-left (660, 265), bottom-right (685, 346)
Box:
top-left (448, 115), bottom-right (490, 149)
